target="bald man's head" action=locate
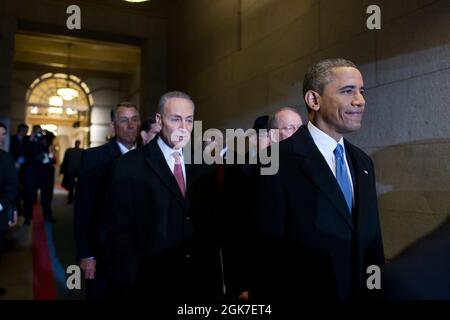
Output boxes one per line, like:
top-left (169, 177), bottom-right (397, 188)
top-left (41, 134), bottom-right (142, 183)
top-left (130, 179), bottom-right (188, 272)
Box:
top-left (269, 107), bottom-right (303, 142)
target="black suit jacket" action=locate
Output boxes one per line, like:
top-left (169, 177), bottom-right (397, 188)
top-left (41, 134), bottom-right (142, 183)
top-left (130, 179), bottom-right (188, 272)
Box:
top-left (255, 125), bottom-right (385, 300)
top-left (74, 140), bottom-right (122, 261)
top-left (0, 151), bottom-right (18, 233)
top-left (9, 135), bottom-right (26, 163)
top-left (105, 137), bottom-right (222, 301)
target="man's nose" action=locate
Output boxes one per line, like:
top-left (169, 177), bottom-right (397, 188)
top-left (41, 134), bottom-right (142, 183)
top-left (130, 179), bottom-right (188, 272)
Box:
top-left (352, 92), bottom-right (365, 107)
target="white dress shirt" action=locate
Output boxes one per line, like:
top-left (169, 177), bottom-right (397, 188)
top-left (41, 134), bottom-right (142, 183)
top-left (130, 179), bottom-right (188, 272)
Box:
top-left (157, 137), bottom-right (187, 187)
top-left (116, 141), bottom-right (136, 154)
top-left (307, 121), bottom-right (354, 201)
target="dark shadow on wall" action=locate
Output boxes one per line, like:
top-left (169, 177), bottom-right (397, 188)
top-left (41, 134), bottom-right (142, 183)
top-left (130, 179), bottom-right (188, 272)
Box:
top-left (370, 138), bottom-right (450, 259)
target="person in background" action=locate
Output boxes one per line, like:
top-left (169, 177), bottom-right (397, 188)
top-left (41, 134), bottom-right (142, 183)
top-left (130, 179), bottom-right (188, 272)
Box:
top-left (22, 125), bottom-right (56, 225)
top-left (268, 107), bottom-right (303, 143)
top-left (139, 117), bottom-right (160, 145)
top-left (9, 123), bottom-right (28, 217)
top-left (74, 102), bottom-right (140, 300)
top-left (0, 122), bottom-right (19, 296)
top-left (60, 140), bottom-right (83, 204)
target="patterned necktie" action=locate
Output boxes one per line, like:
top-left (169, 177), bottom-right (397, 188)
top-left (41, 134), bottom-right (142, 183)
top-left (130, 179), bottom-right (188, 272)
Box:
top-left (172, 152), bottom-right (186, 197)
top-left (334, 144), bottom-right (353, 214)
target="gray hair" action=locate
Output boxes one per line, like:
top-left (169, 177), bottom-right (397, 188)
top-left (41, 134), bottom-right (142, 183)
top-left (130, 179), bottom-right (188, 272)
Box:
top-left (268, 107), bottom-right (301, 129)
top-left (157, 91), bottom-right (194, 115)
top-left (110, 101), bottom-right (138, 122)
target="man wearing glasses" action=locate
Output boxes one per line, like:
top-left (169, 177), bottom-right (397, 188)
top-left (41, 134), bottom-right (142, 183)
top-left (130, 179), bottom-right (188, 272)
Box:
top-left (268, 107), bottom-right (303, 143)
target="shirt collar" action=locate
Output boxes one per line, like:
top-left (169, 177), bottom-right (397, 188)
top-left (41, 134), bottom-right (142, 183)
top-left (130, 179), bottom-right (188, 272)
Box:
top-left (116, 140), bottom-right (136, 154)
top-left (307, 121), bottom-right (345, 156)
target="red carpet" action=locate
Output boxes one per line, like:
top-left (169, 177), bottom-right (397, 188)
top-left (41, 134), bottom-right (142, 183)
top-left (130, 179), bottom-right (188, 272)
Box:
top-left (32, 204), bottom-right (57, 300)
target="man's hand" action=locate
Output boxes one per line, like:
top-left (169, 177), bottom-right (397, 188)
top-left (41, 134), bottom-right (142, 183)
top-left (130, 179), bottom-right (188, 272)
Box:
top-left (238, 291), bottom-right (250, 301)
top-left (80, 259), bottom-right (97, 279)
top-left (8, 210), bottom-right (18, 227)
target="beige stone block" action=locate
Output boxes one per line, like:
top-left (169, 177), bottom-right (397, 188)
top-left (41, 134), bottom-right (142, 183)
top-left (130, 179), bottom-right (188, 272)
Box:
top-left (267, 56), bottom-right (313, 115)
top-left (183, 18), bottom-right (238, 77)
top-left (91, 89), bottom-right (124, 107)
top-left (241, 0), bottom-right (262, 11)
top-left (380, 208), bottom-right (448, 259)
top-left (372, 140), bottom-right (450, 195)
top-left (197, 74), bottom-right (269, 130)
top-left (346, 69), bottom-right (450, 149)
top-left (172, 0), bottom-right (238, 53)
top-left (318, 0), bottom-right (367, 49)
top-left (362, 0), bottom-right (438, 25)
top-left (376, 1), bottom-right (450, 84)
top-left (242, 0), bottom-right (314, 48)
top-left (189, 57), bottom-right (233, 102)
top-left (232, 7), bottom-right (319, 85)
top-left (312, 31), bottom-right (377, 88)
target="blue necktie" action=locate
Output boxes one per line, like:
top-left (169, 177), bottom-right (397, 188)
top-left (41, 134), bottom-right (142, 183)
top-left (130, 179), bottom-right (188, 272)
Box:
top-left (334, 144), bottom-right (353, 214)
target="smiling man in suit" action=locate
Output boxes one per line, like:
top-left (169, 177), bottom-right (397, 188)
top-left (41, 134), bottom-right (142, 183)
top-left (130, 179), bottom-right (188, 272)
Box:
top-left (254, 58), bottom-right (385, 301)
top-left (106, 91), bottom-right (222, 302)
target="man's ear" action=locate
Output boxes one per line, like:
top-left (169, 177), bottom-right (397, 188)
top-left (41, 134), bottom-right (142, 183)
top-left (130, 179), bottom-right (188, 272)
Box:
top-left (304, 90), bottom-right (320, 112)
top-left (269, 129), bottom-right (279, 144)
top-left (155, 113), bottom-right (162, 126)
top-left (109, 122), bottom-right (115, 134)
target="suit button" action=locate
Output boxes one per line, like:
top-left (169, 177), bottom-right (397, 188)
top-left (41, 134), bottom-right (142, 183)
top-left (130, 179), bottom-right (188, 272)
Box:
top-left (186, 254), bottom-right (190, 258)
top-left (186, 217), bottom-right (190, 221)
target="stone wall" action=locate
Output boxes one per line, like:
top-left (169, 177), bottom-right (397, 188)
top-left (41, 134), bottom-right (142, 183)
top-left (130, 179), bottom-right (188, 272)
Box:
top-left (168, 0), bottom-right (450, 259)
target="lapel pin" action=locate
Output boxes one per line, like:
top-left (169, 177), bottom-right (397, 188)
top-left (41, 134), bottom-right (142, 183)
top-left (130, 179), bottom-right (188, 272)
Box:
top-left (363, 170), bottom-right (369, 175)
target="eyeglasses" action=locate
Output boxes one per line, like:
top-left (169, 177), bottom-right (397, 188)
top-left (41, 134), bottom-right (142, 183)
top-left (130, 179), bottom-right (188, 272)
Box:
top-left (278, 125), bottom-right (300, 133)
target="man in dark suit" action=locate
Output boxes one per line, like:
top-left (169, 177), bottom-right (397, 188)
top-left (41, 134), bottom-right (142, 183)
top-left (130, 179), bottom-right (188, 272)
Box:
top-left (22, 125), bottom-right (56, 224)
top-left (105, 91), bottom-right (222, 302)
top-left (9, 123), bottom-right (28, 167)
top-left (9, 123), bottom-right (28, 217)
top-left (0, 122), bottom-right (19, 296)
top-left (254, 58), bottom-right (385, 301)
top-left (60, 140), bottom-right (83, 204)
top-left (74, 102), bottom-right (140, 299)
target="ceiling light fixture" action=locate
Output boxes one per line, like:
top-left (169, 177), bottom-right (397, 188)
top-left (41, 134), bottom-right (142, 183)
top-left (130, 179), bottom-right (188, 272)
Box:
top-left (57, 43), bottom-right (79, 101)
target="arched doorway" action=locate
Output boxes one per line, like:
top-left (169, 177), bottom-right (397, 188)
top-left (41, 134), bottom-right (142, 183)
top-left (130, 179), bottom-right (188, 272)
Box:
top-left (25, 72), bottom-right (93, 163)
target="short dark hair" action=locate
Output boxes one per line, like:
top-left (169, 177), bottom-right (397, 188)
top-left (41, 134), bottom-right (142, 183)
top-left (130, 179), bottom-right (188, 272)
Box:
top-left (140, 117), bottom-right (156, 132)
top-left (0, 122), bottom-right (7, 131)
top-left (110, 102), bottom-right (138, 122)
top-left (303, 58), bottom-right (358, 111)
top-left (253, 115), bottom-right (269, 131)
top-left (157, 91), bottom-right (194, 115)
top-left (268, 107), bottom-right (301, 129)
top-left (17, 123), bottom-right (28, 133)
